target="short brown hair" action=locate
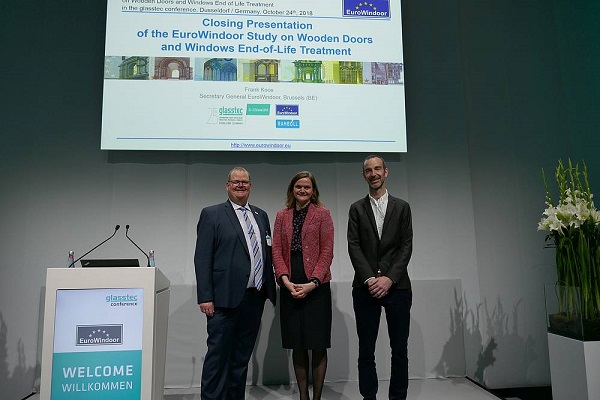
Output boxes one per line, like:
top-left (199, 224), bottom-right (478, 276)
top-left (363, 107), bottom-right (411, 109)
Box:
top-left (227, 166), bottom-right (251, 182)
top-left (363, 155), bottom-right (387, 172)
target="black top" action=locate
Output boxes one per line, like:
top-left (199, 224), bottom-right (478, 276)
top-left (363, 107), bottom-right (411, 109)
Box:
top-left (290, 205), bottom-right (309, 253)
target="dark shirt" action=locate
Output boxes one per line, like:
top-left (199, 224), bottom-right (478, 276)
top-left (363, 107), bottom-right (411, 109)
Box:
top-left (291, 205), bottom-right (309, 253)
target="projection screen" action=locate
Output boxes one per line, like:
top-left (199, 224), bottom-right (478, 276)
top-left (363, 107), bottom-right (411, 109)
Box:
top-left (101, 0), bottom-right (406, 152)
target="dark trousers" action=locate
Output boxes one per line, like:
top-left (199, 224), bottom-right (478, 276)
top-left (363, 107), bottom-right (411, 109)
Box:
top-left (201, 289), bottom-right (266, 400)
top-left (353, 287), bottom-right (412, 400)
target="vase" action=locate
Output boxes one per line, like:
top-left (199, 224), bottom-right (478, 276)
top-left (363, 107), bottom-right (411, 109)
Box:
top-left (544, 284), bottom-right (600, 341)
top-left (545, 284), bottom-right (600, 400)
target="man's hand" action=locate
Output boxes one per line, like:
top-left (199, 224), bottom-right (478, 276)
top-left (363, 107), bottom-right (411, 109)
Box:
top-left (368, 276), bottom-right (393, 299)
top-left (199, 301), bottom-right (215, 317)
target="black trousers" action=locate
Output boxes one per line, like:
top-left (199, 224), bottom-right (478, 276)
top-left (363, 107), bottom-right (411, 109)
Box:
top-left (352, 287), bottom-right (412, 400)
top-left (201, 289), bottom-right (266, 400)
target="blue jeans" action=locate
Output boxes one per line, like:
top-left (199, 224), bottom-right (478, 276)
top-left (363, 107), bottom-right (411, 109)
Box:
top-left (353, 287), bottom-right (412, 400)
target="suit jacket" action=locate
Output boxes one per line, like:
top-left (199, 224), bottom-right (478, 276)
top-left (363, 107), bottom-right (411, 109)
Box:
top-left (194, 200), bottom-right (277, 308)
top-left (347, 194), bottom-right (413, 289)
top-left (272, 204), bottom-right (334, 284)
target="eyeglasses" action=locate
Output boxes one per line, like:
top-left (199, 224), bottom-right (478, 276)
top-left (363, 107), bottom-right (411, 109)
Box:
top-left (228, 180), bottom-right (251, 186)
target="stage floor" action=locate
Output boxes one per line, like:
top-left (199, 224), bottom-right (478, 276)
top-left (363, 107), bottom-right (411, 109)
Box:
top-left (163, 378), bottom-right (505, 400)
top-left (26, 377), bottom-right (516, 399)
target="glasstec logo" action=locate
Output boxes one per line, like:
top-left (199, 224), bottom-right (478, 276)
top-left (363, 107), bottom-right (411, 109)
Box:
top-left (246, 104), bottom-right (270, 115)
top-left (77, 325), bottom-right (123, 346)
top-left (219, 106), bottom-right (244, 116)
top-left (106, 293), bottom-right (139, 307)
top-left (276, 119), bottom-right (300, 129)
top-left (343, 0), bottom-right (390, 18)
top-left (276, 105), bottom-right (299, 116)
top-left (106, 294), bottom-right (137, 302)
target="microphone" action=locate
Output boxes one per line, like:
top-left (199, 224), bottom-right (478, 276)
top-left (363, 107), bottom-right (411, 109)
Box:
top-left (69, 225), bottom-right (120, 268)
top-left (125, 224), bottom-right (150, 267)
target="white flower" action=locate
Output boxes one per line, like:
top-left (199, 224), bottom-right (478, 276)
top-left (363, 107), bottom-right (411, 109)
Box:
top-left (539, 190), bottom-right (599, 233)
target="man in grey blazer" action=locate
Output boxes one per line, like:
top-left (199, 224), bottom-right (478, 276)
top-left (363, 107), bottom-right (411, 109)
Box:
top-left (195, 166), bottom-right (276, 400)
top-left (347, 155), bottom-right (413, 400)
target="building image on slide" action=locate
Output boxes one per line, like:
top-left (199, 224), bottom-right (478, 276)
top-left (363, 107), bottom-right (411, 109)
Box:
top-left (194, 58), bottom-right (238, 81)
top-left (368, 62), bottom-right (404, 85)
top-left (104, 56), bottom-right (151, 80)
top-left (153, 57), bottom-right (193, 80)
top-left (238, 59), bottom-right (280, 82)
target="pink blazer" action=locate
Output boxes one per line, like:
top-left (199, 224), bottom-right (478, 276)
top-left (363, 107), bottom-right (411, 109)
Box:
top-left (272, 204), bottom-right (334, 284)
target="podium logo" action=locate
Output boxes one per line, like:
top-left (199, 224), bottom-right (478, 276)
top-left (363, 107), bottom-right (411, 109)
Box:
top-left (77, 325), bottom-right (123, 346)
top-left (106, 293), bottom-right (138, 307)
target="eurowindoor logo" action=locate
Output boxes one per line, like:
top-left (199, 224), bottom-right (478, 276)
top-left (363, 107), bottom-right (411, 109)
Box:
top-left (276, 105), bottom-right (299, 116)
top-left (76, 325), bottom-right (123, 346)
top-left (343, 0), bottom-right (390, 18)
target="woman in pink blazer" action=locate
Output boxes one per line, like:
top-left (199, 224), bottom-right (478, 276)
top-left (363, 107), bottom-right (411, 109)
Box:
top-left (273, 171), bottom-right (334, 400)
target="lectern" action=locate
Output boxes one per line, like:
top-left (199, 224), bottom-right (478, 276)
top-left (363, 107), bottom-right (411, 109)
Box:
top-left (39, 267), bottom-right (170, 400)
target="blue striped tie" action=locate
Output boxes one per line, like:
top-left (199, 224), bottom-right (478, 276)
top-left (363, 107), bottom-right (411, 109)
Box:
top-left (240, 207), bottom-right (263, 289)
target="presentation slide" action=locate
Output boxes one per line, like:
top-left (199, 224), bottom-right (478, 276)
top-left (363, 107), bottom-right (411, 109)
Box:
top-left (101, 0), bottom-right (406, 152)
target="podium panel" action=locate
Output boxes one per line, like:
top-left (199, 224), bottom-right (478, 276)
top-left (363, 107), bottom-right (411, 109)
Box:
top-left (39, 267), bottom-right (170, 400)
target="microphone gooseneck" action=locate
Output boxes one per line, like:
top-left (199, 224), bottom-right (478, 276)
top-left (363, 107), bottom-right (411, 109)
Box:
top-left (125, 224), bottom-right (150, 267)
top-left (69, 225), bottom-right (120, 268)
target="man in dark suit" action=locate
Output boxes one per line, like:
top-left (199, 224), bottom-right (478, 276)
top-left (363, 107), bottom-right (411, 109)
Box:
top-left (347, 155), bottom-right (413, 400)
top-left (195, 166), bottom-right (276, 400)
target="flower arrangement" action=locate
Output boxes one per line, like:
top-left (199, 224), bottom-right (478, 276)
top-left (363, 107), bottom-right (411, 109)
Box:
top-left (538, 159), bottom-right (600, 340)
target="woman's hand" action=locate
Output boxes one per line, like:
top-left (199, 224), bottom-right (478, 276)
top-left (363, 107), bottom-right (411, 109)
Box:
top-left (282, 275), bottom-right (317, 299)
top-left (281, 275), bottom-right (298, 294)
top-left (291, 282), bottom-right (317, 299)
